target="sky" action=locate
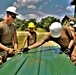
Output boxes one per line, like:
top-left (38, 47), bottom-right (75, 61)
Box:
top-left (0, 0), bottom-right (75, 21)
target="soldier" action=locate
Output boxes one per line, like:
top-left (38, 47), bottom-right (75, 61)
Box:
top-left (0, 6), bottom-right (18, 64)
top-left (22, 22), bottom-right (37, 47)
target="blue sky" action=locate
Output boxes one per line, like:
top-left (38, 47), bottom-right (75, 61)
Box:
top-left (0, 0), bottom-right (75, 21)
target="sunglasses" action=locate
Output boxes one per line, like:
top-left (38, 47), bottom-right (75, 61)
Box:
top-left (11, 15), bottom-right (16, 19)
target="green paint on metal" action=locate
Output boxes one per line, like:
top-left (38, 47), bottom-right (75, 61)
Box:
top-left (0, 54), bottom-right (28, 75)
top-left (0, 46), bottom-right (76, 75)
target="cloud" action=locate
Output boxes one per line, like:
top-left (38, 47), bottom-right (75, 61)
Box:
top-left (12, 0), bottom-right (73, 22)
top-left (13, 0), bottom-right (41, 9)
top-left (55, 5), bottom-right (59, 8)
top-left (17, 14), bottom-right (25, 20)
top-left (39, 1), bottom-right (48, 10)
top-left (27, 5), bottom-right (36, 9)
top-left (57, 9), bottom-right (62, 12)
top-left (44, 2), bottom-right (48, 5)
top-left (0, 14), bottom-right (4, 18)
top-left (49, 0), bottom-right (51, 2)
top-left (16, 11), bottom-right (63, 22)
top-left (16, 9), bottom-right (46, 21)
top-left (66, 5), bottom-right (75, 11)
top-left (39, 5), bottom-right (43, 10)
top-left (17, 13), bottom-right (41, 21)
top-left (25, 14), bottom-right (38, 19)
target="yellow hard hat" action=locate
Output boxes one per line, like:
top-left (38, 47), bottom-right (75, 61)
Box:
top-left (28, 22), bottom-right (35, 28)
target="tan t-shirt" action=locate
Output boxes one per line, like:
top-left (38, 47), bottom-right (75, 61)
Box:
top-left (43, 26), bottom-right (73, 51)
top-left (0, 21), bottom-right (16, 46)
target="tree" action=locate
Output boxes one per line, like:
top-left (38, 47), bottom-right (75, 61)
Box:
top-left (38, 16), bottom-right (60, 31)
top-left (13, 16), bottom-right (60, 31)
top-left (0, 18), bottom-right (4, 22)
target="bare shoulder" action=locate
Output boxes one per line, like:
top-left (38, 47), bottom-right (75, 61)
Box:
top-left (63, 26), bottom-right (69, 29)
top-left (62, 26), bottom-right (70, 30)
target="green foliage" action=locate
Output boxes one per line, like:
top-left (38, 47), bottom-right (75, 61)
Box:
top-left (39, 16), bottom-right (60, 31)
top-left (0, 18), bottom-right (4, 22)
top-left (36, 28), bottom-right (45, 32)
top-left (14, 18), bottom-right (28, 31)
top-left (18, 35), bottom-right (25, 49)
top-left (37, 34), bottom-right (45, 41)
top-left (0, 16), bottom-right (60, 31)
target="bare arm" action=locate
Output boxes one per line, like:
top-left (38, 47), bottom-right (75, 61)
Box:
top-left (22, 37), bottom-right (27, 47)
top-left (28, 39), bottom-right (45, 49)
top-left (22, 33), bottom-right (50, 52)
top-left (68, 30), bottom-right (75, 49)
top-left (14, 31), bottom-right (18, 51)
top-left (0, 43), bottom-right (10, 51)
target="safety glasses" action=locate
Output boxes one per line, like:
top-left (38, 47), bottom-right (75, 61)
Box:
top-left (11, 15), bottom-right (16, 19)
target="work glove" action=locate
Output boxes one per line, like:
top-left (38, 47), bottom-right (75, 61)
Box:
top-left (20, 47), bottom-right (24, 52)
top-left (64, 48), bottom-right (71, 54)
top-left (20, 47), bottom-right (30, 53)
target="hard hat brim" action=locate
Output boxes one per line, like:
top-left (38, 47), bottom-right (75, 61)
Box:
top-left (6, 11), bottom-right (18, 15)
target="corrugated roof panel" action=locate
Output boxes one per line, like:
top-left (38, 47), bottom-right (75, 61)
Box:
top-left (0, 46), bottom-right (76, 75)
top-left (0, 54), bottom-right (28, 75)
top-left (17, 47), bottom-right (42, 75)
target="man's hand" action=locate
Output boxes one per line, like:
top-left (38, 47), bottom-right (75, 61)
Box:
top-left (71, 55), bottom-right (76, 61)
top-left (14, 50), bottom-right (21, 54)
top-left (7, 48), bottom-right (15, 55)
top-left (20, 47), bottom-right (30, 53)
top-left (64, 48), bottom-right (71, 54)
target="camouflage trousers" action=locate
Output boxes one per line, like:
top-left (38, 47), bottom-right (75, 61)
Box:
top-left (0, 44), bottom-right (15, 64)
top-left (0, 49), bottom-right (15, 65)
top-left (0, 50), bottom-right (7, 64)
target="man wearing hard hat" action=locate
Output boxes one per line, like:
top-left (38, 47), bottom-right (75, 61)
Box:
top-left (0, 6), bottom-right (18, 64)
top-left (22, 22), bottom-right (37, 48)
top-left (21, 22), bottom-right (75, 61)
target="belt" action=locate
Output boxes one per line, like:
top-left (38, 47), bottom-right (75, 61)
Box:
top-left (1, 43), bottom-right (12, 45)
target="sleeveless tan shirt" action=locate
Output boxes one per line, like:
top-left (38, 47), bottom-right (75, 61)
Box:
top-left (25, 31), bottom-right (37, 46)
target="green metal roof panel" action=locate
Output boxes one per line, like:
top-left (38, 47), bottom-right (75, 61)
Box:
top-left (0, 46), bottom-right (76, 75)
top-left (0, 54), bottom-right (28, 75)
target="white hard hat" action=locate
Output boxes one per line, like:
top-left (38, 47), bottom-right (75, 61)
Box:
top-left (70, 21), bottom-right (74, 25)
top-left (6, 6), bottom-right (17, 15)
top-left (49, 22), bottom-right (62, 38)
